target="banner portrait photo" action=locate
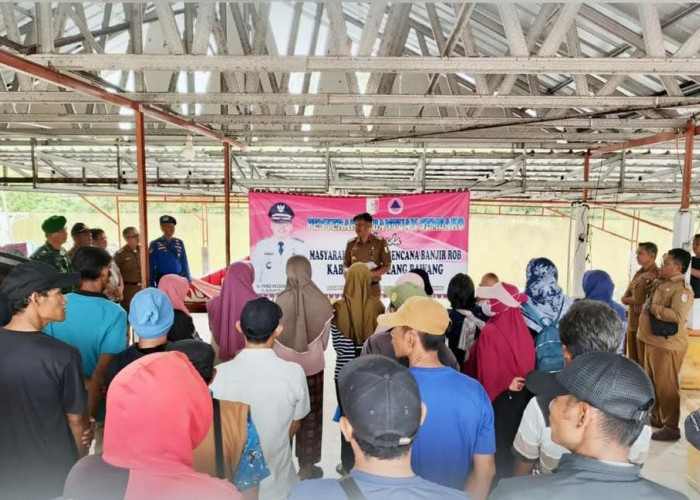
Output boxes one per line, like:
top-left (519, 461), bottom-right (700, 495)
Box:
top-left (249, 191), bottom-right (470, 296)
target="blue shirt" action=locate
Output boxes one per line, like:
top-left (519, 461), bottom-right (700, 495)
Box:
top-left (148, 236), bottom-right (191, 286)
top-left (288, 470), bottom-right (470, 500)
top-left (410, 366), bottom-right (495, 490)
top-left (45, 291), bottom-right (127, 378)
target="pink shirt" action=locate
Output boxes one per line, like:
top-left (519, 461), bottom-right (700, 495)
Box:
top-left (273, 318), bottom-right (332, 376)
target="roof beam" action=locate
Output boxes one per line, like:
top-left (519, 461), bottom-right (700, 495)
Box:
top-left (27, 54), bottom-right (700, 74)
top-left (3, 91), bottom-right (700, 109)
top-left (638, 3), bottom-right (683, 96)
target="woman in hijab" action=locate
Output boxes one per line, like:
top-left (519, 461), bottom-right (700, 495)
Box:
top-left (64, 352), bottom-right (242, 500)
top-left (582, 269), bottom-right (627, 353)
top-left (207, 261), bottom-right (258, 363)
top-left (464, 281), bottom-right (535, 402)
top-left (274, 256), bottom-right (333, 480)
top-left (445, 273), bottom-right (485, 366)
top-left (332, 262), bottom-right (385, 473)
top-left (159, 274), bottom-right (201, 342)
top-left (521, 257), bottom-right (573, 335)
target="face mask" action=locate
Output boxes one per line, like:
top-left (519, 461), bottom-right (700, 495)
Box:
top-left (480, 300), bottom-right (496, 317)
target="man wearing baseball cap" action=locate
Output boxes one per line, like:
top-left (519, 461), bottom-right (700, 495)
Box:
top-left (290, 355), bottom-right (467, 499)
top-left (148, 215), bottom-right (191, 287)
top-left (491, 352), bottom-right (685, 499)
top-left (379, 296), bottom-right (496, 500)
top-left (361, 281), bottom-right (459, 370)
top-left (67, 222), bottom-right (92, 259)
top-left (30, 214), bottom-right (74, 277)
top-left (0, 262), bottom-right (92, 499)
top-left (210, 297), bottom-right (310, 500)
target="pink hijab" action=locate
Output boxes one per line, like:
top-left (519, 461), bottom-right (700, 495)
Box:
top-left (206, 261), bottom-right (258, 361)
top-left (159, 275), bottom-right (191, 317)
top-left (464, 282), bottom-right (535, 401)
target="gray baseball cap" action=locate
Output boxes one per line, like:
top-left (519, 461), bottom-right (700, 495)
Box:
top-left (339, 355), bottom-right (421, 447)
top-left (526, 352), bottom-right (655, 422)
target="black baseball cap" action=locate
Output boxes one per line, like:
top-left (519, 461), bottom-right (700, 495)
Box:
top-left (71, 222), bottom-right (90, 236)
top-left (1, 261), bottom-right (79, 301)
top-left (526, 352), bottom-right (654, 422)
top-left (339, 355), bottom-right (422, 447)
top-left (166, 340), bottom-right (215, 383)
top-left (239, 297), bottom-right (283, 340)
top-left (686, 410), bottom-right (700, 451)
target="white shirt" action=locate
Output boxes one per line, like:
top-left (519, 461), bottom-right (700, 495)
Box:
top-left (252, 236), bottom-right (307, 290)
top-left (210, 349), bottom-right (310, 500)
top-left (513, 396), bottom-right (652, 474)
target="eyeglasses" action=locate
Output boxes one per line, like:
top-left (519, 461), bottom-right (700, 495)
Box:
top-left (126, 234), bottom-right (140, 239)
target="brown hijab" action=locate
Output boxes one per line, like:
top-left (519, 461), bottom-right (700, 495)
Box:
top-left (333, 263), bottom-right (385, 344)
top-left (276, 255), bottom-right (333, 353)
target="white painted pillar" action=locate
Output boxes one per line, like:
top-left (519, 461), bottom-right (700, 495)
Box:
top-left (672, 209), bottom-right (694, 253)
top-left (571, 203), bottom-right (589, 298)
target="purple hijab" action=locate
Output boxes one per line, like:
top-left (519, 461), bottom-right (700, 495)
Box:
top-left (582, 270), bottom-right (626, 323)
top-left (206, 261), bottom-right (259, 361)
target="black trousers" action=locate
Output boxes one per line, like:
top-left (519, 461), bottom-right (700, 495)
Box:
top-left (335, 380), bottom-right (355, 472)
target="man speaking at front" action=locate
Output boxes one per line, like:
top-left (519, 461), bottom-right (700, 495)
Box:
top-left (343, 213), bottom-right (391, 297)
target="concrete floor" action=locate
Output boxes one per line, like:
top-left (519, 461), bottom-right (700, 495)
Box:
top-left (192, 313), bottom-right (700, 498)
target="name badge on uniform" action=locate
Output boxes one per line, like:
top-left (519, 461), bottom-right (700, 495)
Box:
top-left (682, 293), bottom-right (689, 303)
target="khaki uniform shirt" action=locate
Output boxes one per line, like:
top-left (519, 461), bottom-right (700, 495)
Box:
top-left (638, 274), bottom-right (694, 351)
top-left (343, 234), bottom-right (391, 283)
top-left (623, 265), bottom-right (659, 332)
top-left (114, 245), bottom-right (141, 285)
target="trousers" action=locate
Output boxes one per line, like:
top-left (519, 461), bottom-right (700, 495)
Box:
top-left (638, 340), bottom-right (686, 430)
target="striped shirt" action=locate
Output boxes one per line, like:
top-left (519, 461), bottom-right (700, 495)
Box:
top-left (331, 323), bottom-right (362, 380)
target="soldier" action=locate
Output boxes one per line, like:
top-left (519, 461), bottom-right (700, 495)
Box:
top-left (114, 227), bottom-right (141, 312)
top-left (343, 212), bottom-right (391, 297)
top-left (67, 222), bottom-right (92, 259)
top-left (637, 248), bottom-right (694, 442)
top-left (30, 215), bottom-right (74, 280)
top-left (621, 242), bottom-right (660, 365)
top-left (251, 202), bottom-right (307, 287)
top-left (148, 215), bottom-right (191, 287)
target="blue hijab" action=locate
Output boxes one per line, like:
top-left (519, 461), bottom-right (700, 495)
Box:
top-left (523, 257), bottom-right (573, 332)
top-left (582, 270), bottom-right (627, 324)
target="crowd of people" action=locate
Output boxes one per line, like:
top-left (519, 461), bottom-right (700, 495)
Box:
top-left (0, 212), bottom-right (696, 499)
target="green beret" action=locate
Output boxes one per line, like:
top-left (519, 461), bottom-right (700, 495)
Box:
top-left (41, 215), bottom-right (67, 234)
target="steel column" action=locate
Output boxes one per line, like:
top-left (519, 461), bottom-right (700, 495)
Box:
top-left (682, 118), bottom-right (695, 209)
top-left (135, 109), bottom-right (149, 288)
top-left (224, 145), bottom-right (231, 267)
top-left (583, 150), bottom-right (590, 202)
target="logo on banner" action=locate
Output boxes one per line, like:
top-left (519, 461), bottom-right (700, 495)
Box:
top-left (388, 198), bottom-right (404, 215)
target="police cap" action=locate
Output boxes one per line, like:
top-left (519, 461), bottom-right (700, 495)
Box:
top-left (268, 203), bottom-right (294, 222)
top-left (160, 215), bottom-right (177, 225)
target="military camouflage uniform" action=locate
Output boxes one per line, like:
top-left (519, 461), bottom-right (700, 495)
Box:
top-left (30, 242), bottom-right (74, 292)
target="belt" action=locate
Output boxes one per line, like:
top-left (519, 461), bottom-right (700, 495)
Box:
top-left (124, 281), bottom-right (141, 286)
top-left (370, 281), bottom-right (380, 286)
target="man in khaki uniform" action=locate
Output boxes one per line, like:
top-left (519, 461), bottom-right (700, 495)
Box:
top-left (637, 248), bottom-right (693, 441)
top-left (113, 226), bottom-right (141, 312)
top-left (343, 212), bottom-right (391, 297)
top-left (622, 242), bottom-right (659, 365)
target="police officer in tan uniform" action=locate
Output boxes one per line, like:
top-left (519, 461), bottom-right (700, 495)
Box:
top-left (637, 248), bottom-right (693, 442)
top-left (113, 226), bottom-right (141, 312)
top-left (621, 242), bottom-right (660, 365)
top-left (343, 212), bottom-right (391, 297)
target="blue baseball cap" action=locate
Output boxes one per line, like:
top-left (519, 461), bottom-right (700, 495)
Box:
top-left (268, 203), bottom-right (294, 222)
top-left (160, 215), bottom-right (177, 225)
